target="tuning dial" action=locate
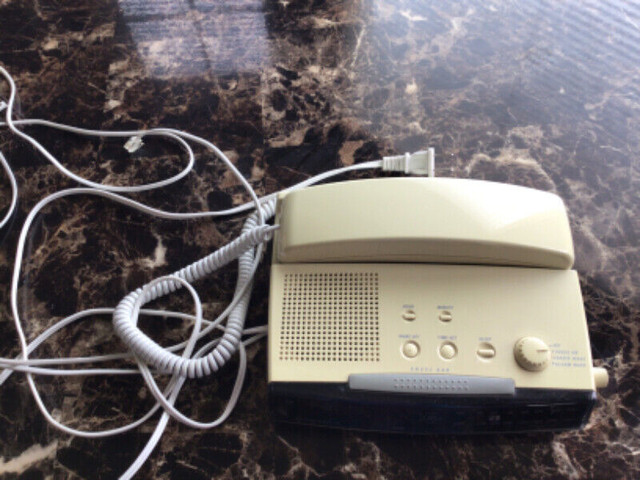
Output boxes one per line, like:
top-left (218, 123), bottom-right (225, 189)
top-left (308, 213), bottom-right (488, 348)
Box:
top-left (514, 337), bottom-right (550, 371)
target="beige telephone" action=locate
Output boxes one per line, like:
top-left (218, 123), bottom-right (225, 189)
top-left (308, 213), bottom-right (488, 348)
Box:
top-left (268, 177), bottom-right (608, 433)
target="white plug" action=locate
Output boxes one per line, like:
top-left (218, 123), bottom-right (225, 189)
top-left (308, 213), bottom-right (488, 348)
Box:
top-left (124, 135), bottom-right (144, 153)
top-left (382, 147), bottom-right (435, 176)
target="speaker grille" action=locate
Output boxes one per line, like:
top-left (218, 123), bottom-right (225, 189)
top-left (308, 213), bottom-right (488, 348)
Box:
top-left (279, 272), bottom-right (380, 362)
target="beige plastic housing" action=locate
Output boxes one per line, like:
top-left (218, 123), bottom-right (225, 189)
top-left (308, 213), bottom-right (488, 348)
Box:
top-left (268, 263), bottom-right (597, 391)
top-left (274, 178), bottom-right (574, 269)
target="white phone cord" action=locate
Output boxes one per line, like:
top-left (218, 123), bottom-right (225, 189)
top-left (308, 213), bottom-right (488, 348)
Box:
top-left (0, 150), bottom-right (17, 229)
top-left (112, 199), bottom-right (277, 379)
top-left (0, 65), bottom-right (426, 479)
top-left (0, 101), bottom-right (17, 231)
top-left (0, 66), bottom-right (198, 193)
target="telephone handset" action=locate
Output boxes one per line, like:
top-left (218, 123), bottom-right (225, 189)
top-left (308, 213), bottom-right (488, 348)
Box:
top-left (274, 177), bottom-right (574, 268)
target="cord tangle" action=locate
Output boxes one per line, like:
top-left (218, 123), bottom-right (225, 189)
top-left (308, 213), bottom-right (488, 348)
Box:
top-left (0, 66), bottom-right (397, 478)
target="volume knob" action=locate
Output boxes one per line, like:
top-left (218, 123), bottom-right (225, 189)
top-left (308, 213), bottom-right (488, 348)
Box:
top-left (514, 337), bottom-right (550, 372)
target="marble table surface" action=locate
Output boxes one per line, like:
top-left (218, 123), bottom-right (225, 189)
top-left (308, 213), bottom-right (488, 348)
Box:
top-left (0, 0), bottom-right (639, 478)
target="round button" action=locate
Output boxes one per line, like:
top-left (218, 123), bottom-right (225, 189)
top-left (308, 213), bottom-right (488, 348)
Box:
top-left (514, 337), bottom-right (550, 371)
top-left (477, 342), bottom-right (496, 359)
top-left (402, 341), bottom-right (420, 358)
top-left (438, 311), bottom-right (452, 322)
top-left (402, 309), bottom-right (417, 321)
top-left (439, 341), bottom-right (457, 360)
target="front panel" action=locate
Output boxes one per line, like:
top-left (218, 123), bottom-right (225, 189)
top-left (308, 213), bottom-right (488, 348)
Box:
top-left (268, 264), bottom-right (595, 391)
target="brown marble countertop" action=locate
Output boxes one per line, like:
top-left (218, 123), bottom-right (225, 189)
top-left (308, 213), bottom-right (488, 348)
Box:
top-left (0, 0), bottom-right (638, 478)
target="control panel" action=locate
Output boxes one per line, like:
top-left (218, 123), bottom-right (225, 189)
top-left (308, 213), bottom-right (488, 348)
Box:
top-left (269, 263), bottom-right (608, 392)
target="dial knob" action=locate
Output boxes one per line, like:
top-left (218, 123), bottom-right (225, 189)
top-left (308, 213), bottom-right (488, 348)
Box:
top-left (514, 337), bottom-right (550, 371)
